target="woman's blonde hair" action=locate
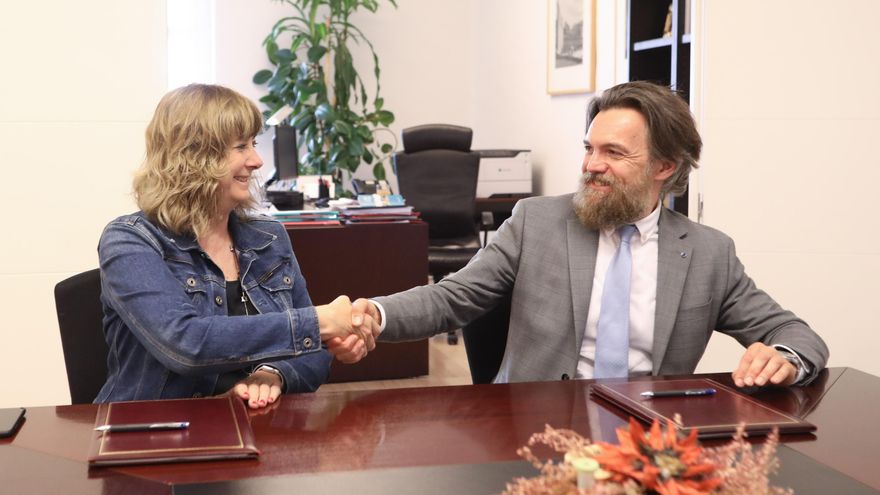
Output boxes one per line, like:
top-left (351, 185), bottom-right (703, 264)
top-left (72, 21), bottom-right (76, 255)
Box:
top-left (133, 84), bottom-right (263, 237)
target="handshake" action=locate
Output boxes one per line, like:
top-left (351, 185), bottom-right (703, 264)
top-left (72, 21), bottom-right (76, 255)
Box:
top-left (315, 296), bottom-right (382, 363)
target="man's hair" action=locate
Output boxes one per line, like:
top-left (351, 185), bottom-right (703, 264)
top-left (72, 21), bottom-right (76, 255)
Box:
top-left (586, 81), bottom-right (701, 196)
top-left (133, 84), bottom-right (263, 236)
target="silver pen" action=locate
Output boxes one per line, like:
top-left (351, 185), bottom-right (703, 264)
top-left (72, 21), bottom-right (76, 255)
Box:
top-left (94, 421), bottom-right (190, 433)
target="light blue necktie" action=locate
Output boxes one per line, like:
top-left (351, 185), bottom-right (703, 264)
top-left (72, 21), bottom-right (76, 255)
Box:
top-left (594, 224), bottom-right (638, 379)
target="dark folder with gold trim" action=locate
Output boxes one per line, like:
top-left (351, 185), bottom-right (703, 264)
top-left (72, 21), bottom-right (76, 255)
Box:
top-left (88, 396), bottom-right (259, 466)
top-left (590, 378), bottom-right (816, 439)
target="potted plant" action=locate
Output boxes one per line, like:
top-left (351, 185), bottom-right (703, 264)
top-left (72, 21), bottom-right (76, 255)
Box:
top-left (253, 0), bottom-right (397, 192)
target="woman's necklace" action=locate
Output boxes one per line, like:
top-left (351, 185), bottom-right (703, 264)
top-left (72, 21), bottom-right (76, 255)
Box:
top-left (230, 245), bottom-right (250, 315)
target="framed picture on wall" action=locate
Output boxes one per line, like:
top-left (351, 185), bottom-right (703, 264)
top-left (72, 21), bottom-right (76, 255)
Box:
top-left (546, 0), bottom-right (596, 95)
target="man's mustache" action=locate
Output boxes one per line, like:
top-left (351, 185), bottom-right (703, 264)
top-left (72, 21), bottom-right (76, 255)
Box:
top-left (582, 172), bottom-right (615, 187)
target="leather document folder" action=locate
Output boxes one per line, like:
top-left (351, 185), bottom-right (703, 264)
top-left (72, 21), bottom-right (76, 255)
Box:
top-left (88, 396), bottom-right (259, 466)
top-left (590, 378), bottom-right (816, 439)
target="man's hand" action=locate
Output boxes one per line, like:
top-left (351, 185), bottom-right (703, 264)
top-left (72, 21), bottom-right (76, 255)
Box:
top-left (732, 342), bottom-right (797, 387)
top-left (231, 369), bottom-right (283, 409)
top-left (327, 298), bottom-right (382, 364)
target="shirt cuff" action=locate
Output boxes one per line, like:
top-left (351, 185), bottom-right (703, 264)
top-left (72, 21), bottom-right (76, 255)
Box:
top-left (772, 344), bottom-right (810, 384)
top-left (370, 299), bottom-right (387, 333)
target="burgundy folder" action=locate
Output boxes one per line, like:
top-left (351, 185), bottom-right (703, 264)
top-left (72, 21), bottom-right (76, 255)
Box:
top-left (88, 396), bottom-right (259, 466)
top-left (590, 378), bottom-right (816, 439)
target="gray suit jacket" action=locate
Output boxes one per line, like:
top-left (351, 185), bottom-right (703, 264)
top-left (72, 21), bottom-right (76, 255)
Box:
top-left (376, 194), bottom-right (828, 383)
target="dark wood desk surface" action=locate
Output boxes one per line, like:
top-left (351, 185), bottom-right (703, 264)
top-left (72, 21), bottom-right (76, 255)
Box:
top-left (3, 368), bottom-right (878, 494)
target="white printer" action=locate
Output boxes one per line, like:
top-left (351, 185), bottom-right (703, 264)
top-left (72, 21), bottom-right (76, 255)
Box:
top-left (475, 149), bottom-right (532, 197)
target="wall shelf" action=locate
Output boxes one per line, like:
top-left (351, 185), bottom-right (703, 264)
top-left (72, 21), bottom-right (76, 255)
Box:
top-left (633, 37), bottom-right (673, 52)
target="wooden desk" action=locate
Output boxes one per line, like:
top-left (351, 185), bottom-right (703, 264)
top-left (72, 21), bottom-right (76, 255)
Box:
top-left (4, 368), bottom-right (878, 494)
top-left (286, 221), bottom-right (429, 382)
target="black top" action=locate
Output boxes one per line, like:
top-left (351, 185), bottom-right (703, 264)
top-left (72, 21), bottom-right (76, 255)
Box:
top-left (212, 280), bottom-right (260, 395)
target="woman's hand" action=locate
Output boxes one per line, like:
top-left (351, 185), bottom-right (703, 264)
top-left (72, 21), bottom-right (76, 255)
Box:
top-left (316, 296), bottom-right (377, 348)
top-left (232, 368), bottom-right (283, 409)
top-left (326, 298), bottom-right (382, 364)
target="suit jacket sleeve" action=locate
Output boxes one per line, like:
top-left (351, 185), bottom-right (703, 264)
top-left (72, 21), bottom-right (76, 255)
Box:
top-left (375, 199), bottom-right (527, 342)
top-left (714, 238), bottom-right (829, 384)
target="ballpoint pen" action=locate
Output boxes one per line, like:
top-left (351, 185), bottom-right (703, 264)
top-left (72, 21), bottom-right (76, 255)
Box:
top-left (640, 388), bottom-right (717, 398)
top-left (94, 421), bottom-right (190, 433)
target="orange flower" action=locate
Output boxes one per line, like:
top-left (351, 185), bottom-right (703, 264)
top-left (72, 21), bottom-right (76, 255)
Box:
top-left (592, 418), bottom-right (721, 495)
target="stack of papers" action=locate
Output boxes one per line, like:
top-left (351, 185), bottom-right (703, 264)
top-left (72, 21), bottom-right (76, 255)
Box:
top-left (356, 194), bottom-right (406, 207)
top-left (337, 205), bottom-right (420, 224)
top-left (269, 210), bottom-right (341, 226)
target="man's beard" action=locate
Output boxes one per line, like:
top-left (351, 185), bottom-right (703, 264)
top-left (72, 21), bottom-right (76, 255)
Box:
top-left (572, 169), bottom-right (654, 230)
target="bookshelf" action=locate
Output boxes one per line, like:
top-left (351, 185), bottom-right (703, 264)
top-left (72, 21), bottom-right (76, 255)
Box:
top-left (627, 0), bottom-right (691, 215)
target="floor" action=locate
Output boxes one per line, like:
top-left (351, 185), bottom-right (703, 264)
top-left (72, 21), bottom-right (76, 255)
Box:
top-left (320, 332), bottom-right (473, 393)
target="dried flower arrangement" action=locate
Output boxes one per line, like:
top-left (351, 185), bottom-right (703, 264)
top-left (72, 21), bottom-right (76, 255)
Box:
top-left (505, 418), bottom-right (792, 495)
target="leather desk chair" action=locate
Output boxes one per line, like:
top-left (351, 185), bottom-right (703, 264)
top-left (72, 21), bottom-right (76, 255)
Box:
top-left (394, 124), bottom-right (483, 344)
top-left (54, 269), bottom-right (109, 404)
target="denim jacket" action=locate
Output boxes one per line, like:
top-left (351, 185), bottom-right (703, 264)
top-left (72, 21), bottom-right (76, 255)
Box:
top-left (95, 211), bottom-right (331, 402)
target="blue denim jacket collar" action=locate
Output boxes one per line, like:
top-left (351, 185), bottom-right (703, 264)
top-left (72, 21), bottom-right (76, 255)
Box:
top-left (162, 213), bottom-right (277, 254)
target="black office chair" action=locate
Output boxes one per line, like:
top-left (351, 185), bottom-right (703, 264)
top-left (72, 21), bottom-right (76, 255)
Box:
top-left (461, 292), bottom-right (512, 384)
top-left (394, 124), bottom-right (483, 344)
top-left (54, 269), bottom-right (109, 404)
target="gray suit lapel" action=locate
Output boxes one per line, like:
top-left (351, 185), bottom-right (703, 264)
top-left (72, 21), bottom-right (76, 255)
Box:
top-left (653, 209), bottom-right (693, 373)
top-left (567, 219), bottom-right (599, 350)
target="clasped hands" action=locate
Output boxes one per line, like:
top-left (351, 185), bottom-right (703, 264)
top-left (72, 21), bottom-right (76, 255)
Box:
top-left (316, 296), bottom-right (382, 364)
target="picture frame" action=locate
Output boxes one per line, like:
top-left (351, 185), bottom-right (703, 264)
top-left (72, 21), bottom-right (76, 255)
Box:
top-left (546, 0), bottom-right (596, 95)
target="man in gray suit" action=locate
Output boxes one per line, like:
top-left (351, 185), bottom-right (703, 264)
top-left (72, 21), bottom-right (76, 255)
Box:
top-left (330, 81), bottom-right (828, 387)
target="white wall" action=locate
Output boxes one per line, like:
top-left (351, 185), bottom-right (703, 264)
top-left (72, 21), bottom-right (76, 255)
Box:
top-left (0, 1), bottom-right (167, 407)
top-left (692, 0), bottom-right (880, 377)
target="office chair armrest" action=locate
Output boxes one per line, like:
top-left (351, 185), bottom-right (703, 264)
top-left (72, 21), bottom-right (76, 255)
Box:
top-left (480, 211), bottom-right (494, 247)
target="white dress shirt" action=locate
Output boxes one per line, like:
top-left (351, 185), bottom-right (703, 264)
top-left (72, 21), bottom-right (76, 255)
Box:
top-left (577, 203), bottom-right (661, 379)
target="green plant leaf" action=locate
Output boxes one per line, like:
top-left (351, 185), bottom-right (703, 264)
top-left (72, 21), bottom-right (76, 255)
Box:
top-left (275, 48), bottom-right (295, 64)
top-left (253, 69), bottom-right (273, 85)
top-left (348, 136), bottom-right (364, 156)
top-left (375, 110), bottom-right (394, 126)
top-left (315, 103), bottom-right (336, 122)
top-left (375, 97), bottom-right (384, 110)
top-left (291, 34), bottom-right (306, 52)
top-left (315, 22), bottom-right (327, 41)
top-left (363, 149), bottom-right (374, 164)
top-left (329, 144), bottom-right (343, 164)
top-left (372, 162), bottom-right (386, 180)
top-left (307, 45), bottom-right (328, 63)
top-left (380, 143), bottom-right (393, 154)
top-left (333, 120), bottom-right (353, 137)
top-left (266, 39), bottom-right (280, 64)
top-left (292, 112), bottom-right (314, 131)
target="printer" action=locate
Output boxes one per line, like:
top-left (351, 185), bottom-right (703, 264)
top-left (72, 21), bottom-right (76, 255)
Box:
top-left (475, 149), bottom-right (532, 197)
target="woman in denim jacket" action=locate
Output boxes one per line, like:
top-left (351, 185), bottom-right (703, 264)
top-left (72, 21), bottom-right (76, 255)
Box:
top-left (96, 85), bottom-right (376, 408)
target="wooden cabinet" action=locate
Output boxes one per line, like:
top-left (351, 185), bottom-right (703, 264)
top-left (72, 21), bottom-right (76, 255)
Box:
top-left (627, 0), bottom-right (691, 215)
top-left (286, 221), bottom-right (430, 383)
